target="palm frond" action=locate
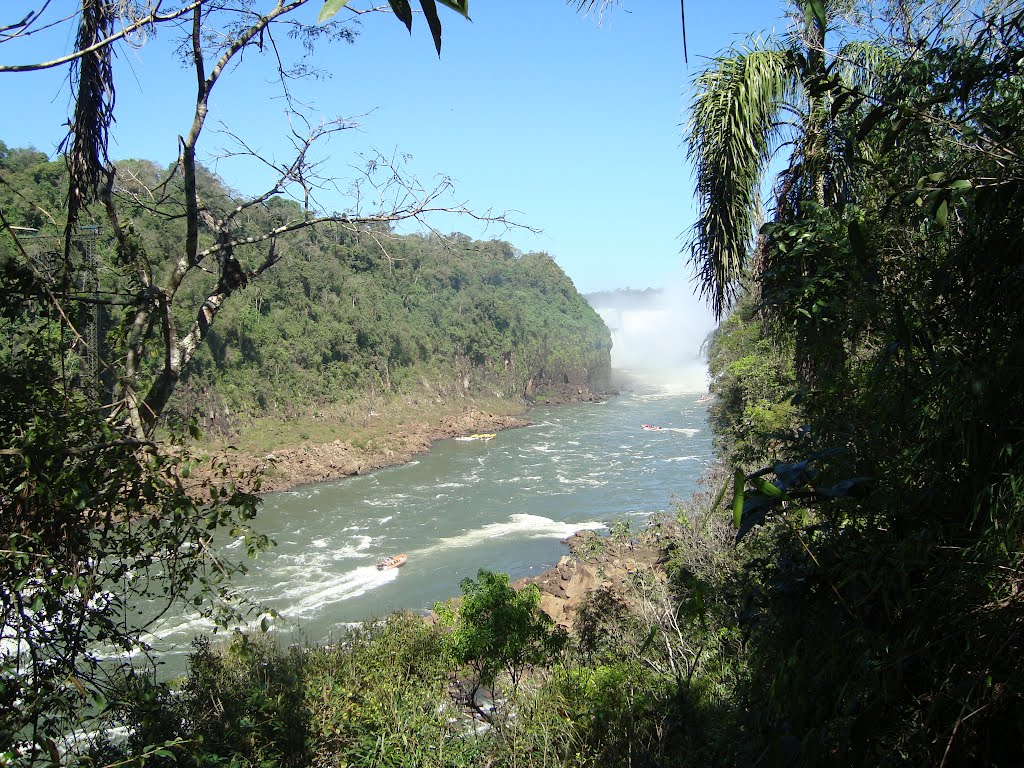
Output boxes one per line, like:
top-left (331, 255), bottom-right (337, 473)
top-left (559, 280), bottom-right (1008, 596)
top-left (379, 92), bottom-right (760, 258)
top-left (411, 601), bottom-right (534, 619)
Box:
top-left (686, 42), bottom-right (800, 318)
top-left (833, 39), bottom-right (894, 94)
top-left (773, 39), bottom-right (892, 221)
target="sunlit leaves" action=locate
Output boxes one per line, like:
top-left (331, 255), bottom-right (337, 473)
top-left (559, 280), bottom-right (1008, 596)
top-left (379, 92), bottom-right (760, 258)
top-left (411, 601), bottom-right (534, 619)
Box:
top-left (319, 0), bottom-right (470, 56)
top-left (316, 0), bottom-right (351, 24)
top-left (687, 42), bottom-right (799, 318)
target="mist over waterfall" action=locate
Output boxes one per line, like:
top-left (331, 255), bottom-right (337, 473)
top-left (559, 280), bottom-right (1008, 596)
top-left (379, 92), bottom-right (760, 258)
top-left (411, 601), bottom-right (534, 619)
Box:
top-left (587, 284), bottom-right (717, 392)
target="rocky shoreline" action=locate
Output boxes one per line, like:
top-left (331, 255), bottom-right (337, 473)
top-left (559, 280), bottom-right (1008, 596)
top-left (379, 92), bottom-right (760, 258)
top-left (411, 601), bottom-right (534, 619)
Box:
top-left (234, 407), bottom-right (532, 494)
top-left (202, 381), bottom-right (619, 494)
top-left (511, 529), bottom-right (667, 632)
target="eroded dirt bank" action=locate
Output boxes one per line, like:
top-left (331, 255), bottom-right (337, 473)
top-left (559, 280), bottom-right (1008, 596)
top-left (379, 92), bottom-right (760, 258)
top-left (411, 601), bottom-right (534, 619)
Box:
top-left (197, 381), bottom-right (617, 494)
top-left (215, 407), bottom-right (532, 493)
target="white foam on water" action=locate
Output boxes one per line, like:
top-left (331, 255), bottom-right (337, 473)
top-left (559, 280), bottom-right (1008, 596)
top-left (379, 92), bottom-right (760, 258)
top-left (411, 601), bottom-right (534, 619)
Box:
top-left (138, 611), bottom-right (218, 647)
top-left (663, 427), bottom-right (701, 436)
top-left (418, 514), bottom-right (603, 556)
top-left (515, 457), bottom-right (550, 467)
top-left (495, 475), bottom-right (543, 484)
top-left (329, 535), bottom-right (374, 559)
top-left (362, 494), bottom-right (408, 507)
top-left (311, 538), bottom-right (328, 548)
top-left (278, 566), bottom-right (400, 620)
top-left (556, 474), bottom-right (607, 487)
top-left (378, 516), bottom-right (393, 525)
top-left (280, 487), bottom-right (321, 500)
top-left (664, 455), bottom-right (700, 463)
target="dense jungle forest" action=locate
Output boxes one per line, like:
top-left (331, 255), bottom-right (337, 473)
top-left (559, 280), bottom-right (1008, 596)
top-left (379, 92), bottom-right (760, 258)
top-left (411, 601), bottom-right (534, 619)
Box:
top-left (0, 145), bottom-right (613, 436)
top-left (2, 0), bottom-right (1024, 766)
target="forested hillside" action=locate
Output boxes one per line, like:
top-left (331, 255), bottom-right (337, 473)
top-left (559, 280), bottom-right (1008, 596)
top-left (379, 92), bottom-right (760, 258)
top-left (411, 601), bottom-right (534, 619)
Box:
top-left (5, 1), bottom-right (1024, 766)
top-left (0, 145), bottom-right (612, 434)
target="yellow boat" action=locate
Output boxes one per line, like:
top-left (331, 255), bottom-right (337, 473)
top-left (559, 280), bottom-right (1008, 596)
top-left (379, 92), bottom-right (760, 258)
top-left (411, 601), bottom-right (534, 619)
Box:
top-left (376, 553), bottom-right (408, 571)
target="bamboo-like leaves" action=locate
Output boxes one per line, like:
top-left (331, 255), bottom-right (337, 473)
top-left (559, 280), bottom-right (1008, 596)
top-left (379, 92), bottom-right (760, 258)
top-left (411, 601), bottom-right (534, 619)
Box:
top-left (727, 453), bottom-right (870, 543)
top-left (317, 0), bottom-right (351, 23)
top-left (420, 0), bottom-right (443, 55)
top-left (732, 467), bottom-right (745, 529)
top-left (437, 0), bottom-right (470, 17)
top-left (318, 0), bottom-right (470, 56)
top-left (389, 0), bottom-right (414, 32)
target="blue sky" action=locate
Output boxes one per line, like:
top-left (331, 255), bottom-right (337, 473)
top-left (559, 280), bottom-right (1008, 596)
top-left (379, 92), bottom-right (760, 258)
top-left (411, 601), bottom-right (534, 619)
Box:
top-left (1, 1), bottom-right (790, 307)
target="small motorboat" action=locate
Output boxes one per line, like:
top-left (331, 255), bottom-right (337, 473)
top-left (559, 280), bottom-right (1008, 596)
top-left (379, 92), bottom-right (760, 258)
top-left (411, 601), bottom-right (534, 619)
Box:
top-left (697, 395), bottom-right (713, 404)
top-left (455, 433), bottom-right (496, 442)
top-left (376, 553), bottom-right (408, 571)
top-left (641, 423), bottom-right (663, 431)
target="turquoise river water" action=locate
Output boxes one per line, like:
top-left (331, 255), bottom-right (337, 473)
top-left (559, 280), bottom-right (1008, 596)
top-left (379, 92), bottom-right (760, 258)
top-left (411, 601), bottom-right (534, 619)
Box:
top-left (137, 375), bottom-right (714, 677)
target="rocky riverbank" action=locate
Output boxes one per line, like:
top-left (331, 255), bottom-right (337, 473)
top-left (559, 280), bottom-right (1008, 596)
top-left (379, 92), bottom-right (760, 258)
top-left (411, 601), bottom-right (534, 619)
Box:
top-left (512, 529), bottom-right (668, 632)
top-left (194, 381), bottom-right (617, 494)
top-left (210, 406), bottom-right (532, 494)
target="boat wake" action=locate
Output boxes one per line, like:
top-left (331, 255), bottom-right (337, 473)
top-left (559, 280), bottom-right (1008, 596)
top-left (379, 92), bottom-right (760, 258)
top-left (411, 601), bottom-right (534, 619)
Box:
top-left (278, 566), bottom-right (400, 620)
top-left (418, 514), bottom-right (603, 556)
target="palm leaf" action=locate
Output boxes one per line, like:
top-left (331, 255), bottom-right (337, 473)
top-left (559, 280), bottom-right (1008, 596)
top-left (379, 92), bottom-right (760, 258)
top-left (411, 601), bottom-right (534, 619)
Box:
top-left (686, 41), bottom-right (800, 318)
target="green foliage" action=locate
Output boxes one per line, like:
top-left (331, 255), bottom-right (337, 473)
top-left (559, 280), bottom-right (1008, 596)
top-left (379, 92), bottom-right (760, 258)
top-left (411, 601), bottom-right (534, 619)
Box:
top-left (112, 615), bottom-right (477, 768)
top-left (607, 516), bottom-right (632, 543)
top-left (706, 291), bottom-right (799, 467)
top-left (436, 569), bottom-right (567, 698)
top-left (686, 0), bottom-right (885, 318)
top-left (0, 231), bottom-right (268, 763)
top-left (701, 4), bottom-right (1024, 764)
top-left (0, 145), bottom-right (613, 438)
top-left (526, 661), bottom-right (691, 767)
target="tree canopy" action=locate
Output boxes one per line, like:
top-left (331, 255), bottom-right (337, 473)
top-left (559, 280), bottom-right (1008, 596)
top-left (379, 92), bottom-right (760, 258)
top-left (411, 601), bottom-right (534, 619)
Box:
top-left (699, 1), bottom-right (1024, 761)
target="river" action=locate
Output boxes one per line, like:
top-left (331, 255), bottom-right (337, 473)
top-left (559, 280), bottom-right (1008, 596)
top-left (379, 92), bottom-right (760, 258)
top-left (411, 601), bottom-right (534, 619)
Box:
top-left (139, 375), bottom-right (714, 678)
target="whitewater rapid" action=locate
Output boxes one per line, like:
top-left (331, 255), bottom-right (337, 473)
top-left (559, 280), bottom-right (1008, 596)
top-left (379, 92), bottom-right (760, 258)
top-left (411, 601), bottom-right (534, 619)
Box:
top-left (137, 382), bottom-right (714, 678)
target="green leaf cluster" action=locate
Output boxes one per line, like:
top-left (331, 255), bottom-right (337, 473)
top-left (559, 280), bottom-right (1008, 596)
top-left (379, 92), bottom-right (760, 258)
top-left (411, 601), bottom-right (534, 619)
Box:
top-left (435, 569), bottom-right (567, 698)
top-left (699, 3), bottom-right (1024, 762)
top-left (0, 238), bottom-right (269, 759)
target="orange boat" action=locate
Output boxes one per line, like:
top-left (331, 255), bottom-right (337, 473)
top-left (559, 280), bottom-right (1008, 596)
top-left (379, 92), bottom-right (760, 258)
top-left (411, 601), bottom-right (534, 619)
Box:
top-left (376, 553), bottom-right (408, 571)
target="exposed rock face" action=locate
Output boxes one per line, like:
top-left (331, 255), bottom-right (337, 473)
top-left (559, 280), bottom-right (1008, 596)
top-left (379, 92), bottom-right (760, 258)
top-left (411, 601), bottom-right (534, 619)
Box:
top-left (511, 530), bottom-right (664, 632)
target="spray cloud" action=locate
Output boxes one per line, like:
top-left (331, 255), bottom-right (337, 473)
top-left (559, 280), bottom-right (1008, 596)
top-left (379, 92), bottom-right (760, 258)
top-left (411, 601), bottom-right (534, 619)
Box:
top-left (589, 280), bottom-right (717, 392)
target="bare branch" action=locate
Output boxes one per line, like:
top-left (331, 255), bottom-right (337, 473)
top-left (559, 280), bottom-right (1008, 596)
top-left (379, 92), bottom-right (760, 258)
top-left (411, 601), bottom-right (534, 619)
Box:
top-left (0, 2), bottom-right (200, 72)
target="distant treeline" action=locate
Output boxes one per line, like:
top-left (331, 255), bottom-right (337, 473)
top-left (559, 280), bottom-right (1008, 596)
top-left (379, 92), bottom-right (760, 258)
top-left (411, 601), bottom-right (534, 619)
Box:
top-left (0, 142), bottom-right (613, 432)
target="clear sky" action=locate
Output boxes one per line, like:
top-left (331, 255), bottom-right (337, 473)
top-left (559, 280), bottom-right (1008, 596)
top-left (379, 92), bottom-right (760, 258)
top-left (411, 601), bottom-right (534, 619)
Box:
top-left (0, 1), bottom-right (790, 306)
